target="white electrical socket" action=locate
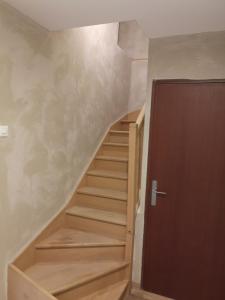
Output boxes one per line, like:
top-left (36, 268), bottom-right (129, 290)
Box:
top-left (0, 125), bottom-right (9, 137)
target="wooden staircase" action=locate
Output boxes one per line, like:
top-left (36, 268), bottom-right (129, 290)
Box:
top-left (8, 108), bottom-right (145, 300)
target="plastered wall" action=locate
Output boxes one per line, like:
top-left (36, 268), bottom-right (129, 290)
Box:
top-left (118, 21), bottom-right (149, 60)
top-left (133, 30), bottom-right (225, 285)
top-left (0, 2), bottom-right (133, 298)
top-left (118, 21), bottom-right (148, 111)
top-left (129, 60), bottom-right (148, 111)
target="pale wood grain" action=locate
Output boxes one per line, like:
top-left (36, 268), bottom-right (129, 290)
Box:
top-left (9, 109), bottom-right (145, 299)
top-left (77, 186), bottom-right (128, 201)
top-left (36, 245), bottom-right (125, 263)
top-left (56, 266), bottom-right (128, 299)
top-left (120, 120), bottom-right (136, 124)
top-left (75, 193), bottom-right (127, 214)
top-left (101, 146), bottom-right (129, 158)
top-left (125, 105), bottom-right (145, 287)
top-left (8, 264), bottom-right (57, 300)
top-left (95, 155), bottom-right (128, 162)
top-left (103, 142), bottom-right (129, 147)
top-left (108, 130), bottom-right (129, 143)
top-left (36, 228), bottom-right (125, 249)
top-left (125, 123), bottom-right (138, 281)
top-left (109, 130), bottom-right (129, 134)
top-left (66, 215), bottom-right (126, 240)
top-left (136, 104), bottom-right (145, 129)
top-left (66, 206), bottom-right (127, 226)
top-left (87, 169), bottom-right (128, 180)
top-left (25, 261), bottom-right (129, 295)
top-left (86, 175), bottom-right (128, 192)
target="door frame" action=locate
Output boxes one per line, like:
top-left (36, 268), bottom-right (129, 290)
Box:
top-left (141, 78), bottom-right (225, 291)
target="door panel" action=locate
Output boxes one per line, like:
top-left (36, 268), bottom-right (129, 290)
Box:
top-left (142, 80), bottom-right (225, 300)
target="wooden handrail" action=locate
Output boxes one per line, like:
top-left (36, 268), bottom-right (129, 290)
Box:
top-left (136, 104), bottom-right (145, 129)
top-left (125, 105), bottom-right (145, 283)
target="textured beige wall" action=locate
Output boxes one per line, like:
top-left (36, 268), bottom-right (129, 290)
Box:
top-left (129, 60), bottom-right (148, 111)
top-left (133, 30), bottom-right (225, 284)
top-left (0, 3), bottom-right (132, 299)
top-left (118, 21), bottom-right (148, 60)
top-left (118, 20), bottom-right (148, 111)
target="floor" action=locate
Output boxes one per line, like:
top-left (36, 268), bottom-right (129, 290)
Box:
top-left (126, 290), bottom-right (171, 300)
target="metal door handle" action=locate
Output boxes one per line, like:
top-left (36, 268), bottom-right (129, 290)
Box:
top-left (151, 180), bottom-right (167, 206)
top-left (156, 191), bottom-right (167, 196)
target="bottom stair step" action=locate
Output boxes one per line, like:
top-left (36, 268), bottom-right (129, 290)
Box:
top-left (81, 280), bottom-right (129, 299)
top-left (24, 261), bottom-right (128, 295)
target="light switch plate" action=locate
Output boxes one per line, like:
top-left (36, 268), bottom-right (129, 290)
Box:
top-left (0, 125), bottom-right (9, 137)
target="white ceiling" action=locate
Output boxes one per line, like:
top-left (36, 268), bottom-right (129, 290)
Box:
top-left (4, 0), bottom-right (225, 38)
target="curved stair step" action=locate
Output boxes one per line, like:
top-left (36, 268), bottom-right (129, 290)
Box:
top-left (36, 228), bottom-right (125, 249)
top-left (77, 186), bottom-right (128, 201)
top-left (110, 130), bottom-right (129, 134)
top-left (24, 261), bottom-right (129, 295)
top-left (87, 169), bottom-right (128, 180)
top-left (66, 206), bottom-right (127, 226)
top-left (95, 155), bottom-right (128, 162)
top-left (120, 119), bottom-right (136, 124)
top-left (103, 142), bottom-right (129, 147)
top-left (81, 280), bottom-right (129, 299)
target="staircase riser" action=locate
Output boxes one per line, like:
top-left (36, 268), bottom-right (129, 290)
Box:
top-left (55, 267), bottom-right (128, 300)
top-left (101, 150), bottom-right (128, 158)
top-left (35, 247), bottom-right (125, 263)
top-left (107, 134), bottom-right (129, 144)
top-left (101, 147), bottom-right (128, 158)
top-left (66, 215), bottom-right (126, 240)
top-left (120, 123), bottom-right (130, 131)
top-left (94, 160), bottom-right (128, 172)
top-left (86, 176), bottom-right (128, 192)
top-left (74, 194), bottom-right (127, 214)
top-left (112, 123), bottom-right (130, 131)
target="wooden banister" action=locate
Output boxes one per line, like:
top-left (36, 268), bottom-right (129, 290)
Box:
top-left (125, 105), bottom-right (145, 282)
top-left (136, 104), bottom-right (145, 129)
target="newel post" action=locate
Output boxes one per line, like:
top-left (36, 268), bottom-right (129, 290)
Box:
top-left (125, 122), bottom-right (138, 280)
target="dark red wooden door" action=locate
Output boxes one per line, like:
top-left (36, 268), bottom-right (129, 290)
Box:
top-left (142, 80), bottom-right (225, 300)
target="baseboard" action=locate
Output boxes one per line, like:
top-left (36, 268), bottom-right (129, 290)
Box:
top-left (131, 283), bottom-right (173, 300)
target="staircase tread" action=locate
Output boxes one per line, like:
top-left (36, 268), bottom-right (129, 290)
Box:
top-left (103, 142), bottom-right (129, 147)
top-left (95, 155), bottom-right (128, 162)
top-left (77, 186), bottom-right (128, 201)
top-left (66, 206), bottom-right (127, 226)
top-left (36, 228), bottom-right (125, 249)
top-left (80, 280), bottom-right (129, 299)
top-left (110, 130), bottom-right (129, 134)
top-left (120, 119), bottom-right (136, 124)
top-left (24, 261), bottom-right (128, 295)
top-left (87, 169), bottom-right (128, 180)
